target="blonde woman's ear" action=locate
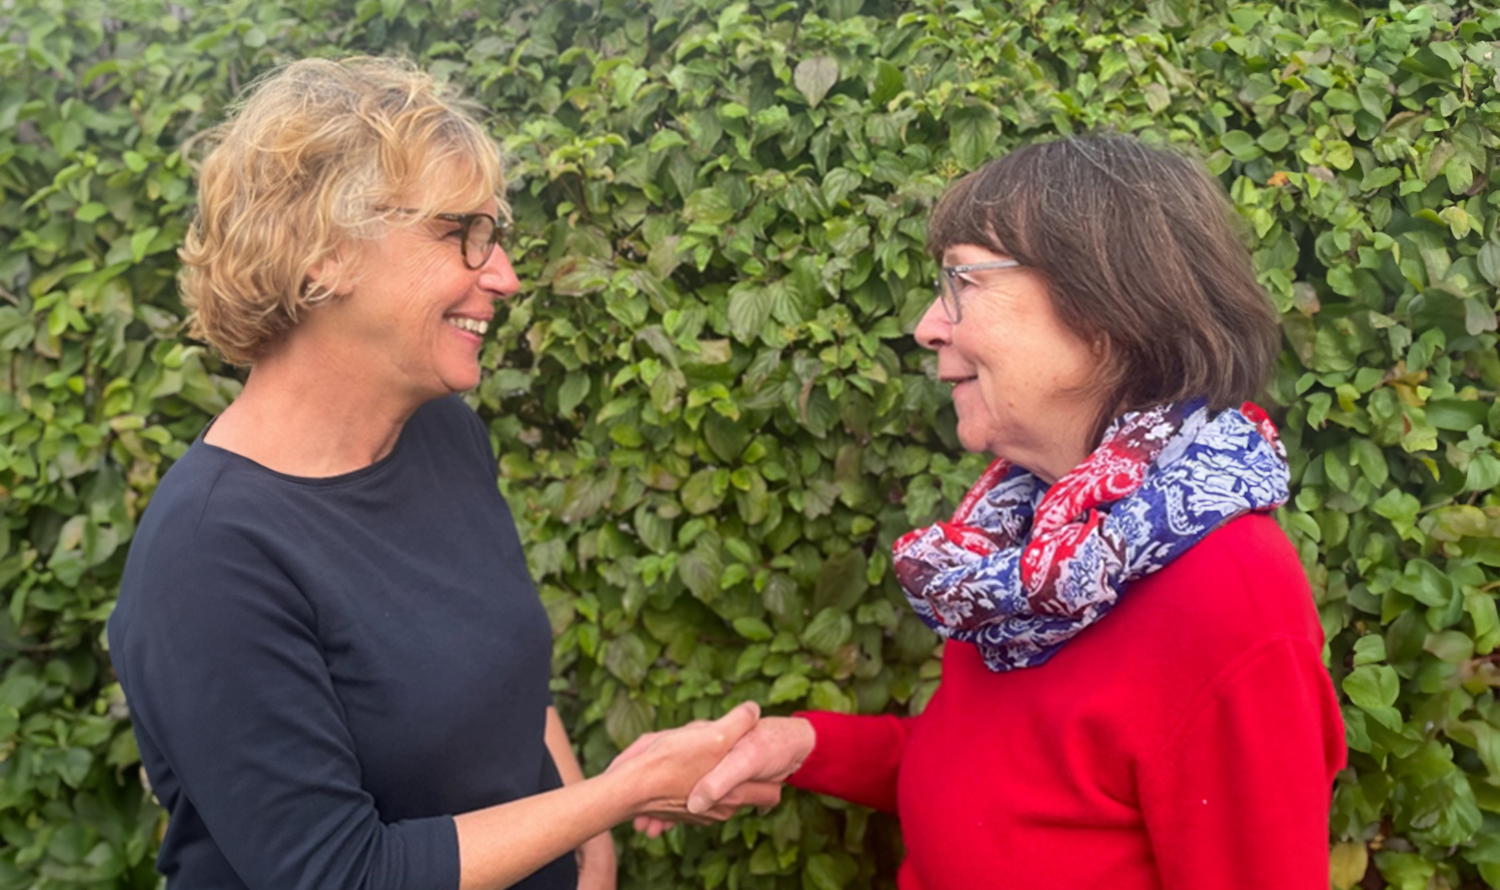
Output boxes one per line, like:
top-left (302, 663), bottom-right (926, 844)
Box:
top-left (302, 251), bottom-right (351, 306)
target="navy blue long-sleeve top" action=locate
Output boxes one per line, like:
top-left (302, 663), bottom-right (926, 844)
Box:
top-left (108, 396), bottom-right (575, 890)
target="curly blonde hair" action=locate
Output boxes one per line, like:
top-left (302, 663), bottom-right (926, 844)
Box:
top-left (179, 57), bottom-right (505, 365)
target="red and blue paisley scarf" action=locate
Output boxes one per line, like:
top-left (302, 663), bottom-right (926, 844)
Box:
top-left (893, 399), bottom-right (1290, 672)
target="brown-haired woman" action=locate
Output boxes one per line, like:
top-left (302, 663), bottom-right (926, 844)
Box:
top-left (108, 57), bottom-right (769, 890)
top-left (653, 134), bottom-right (1347, 888)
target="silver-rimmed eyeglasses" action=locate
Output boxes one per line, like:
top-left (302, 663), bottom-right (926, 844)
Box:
top-left (934, 259), bottom-right (1022, 323)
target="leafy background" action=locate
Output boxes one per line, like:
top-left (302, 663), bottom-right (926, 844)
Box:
top-left (2, 0), bottom-right (1499, 887)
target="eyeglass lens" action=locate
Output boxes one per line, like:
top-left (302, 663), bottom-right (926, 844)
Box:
top-left (463, 216), bottom-right (497, 269)
top-left (935, 272), bottom-right (959, 322)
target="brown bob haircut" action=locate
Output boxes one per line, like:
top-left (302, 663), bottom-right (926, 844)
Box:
top-left (927, 133), bottom-right (1282, 446)
top-left (180, 57), bottom-right (504, 365)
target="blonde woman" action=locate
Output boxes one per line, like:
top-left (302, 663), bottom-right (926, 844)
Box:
top-left (109, 58), bottom-right (767, 890)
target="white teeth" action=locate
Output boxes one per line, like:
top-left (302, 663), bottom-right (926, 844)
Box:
top-left (447, 317), bottom-right (488, 335)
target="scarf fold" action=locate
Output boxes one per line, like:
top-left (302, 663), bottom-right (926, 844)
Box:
top-left (893, 400), bottom-right (1290, 672)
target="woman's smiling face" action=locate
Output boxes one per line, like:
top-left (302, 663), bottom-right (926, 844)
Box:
top-left (914, 243), bottom-right (1105, 483)
top-left (315, 186), bottom-right (519, 407)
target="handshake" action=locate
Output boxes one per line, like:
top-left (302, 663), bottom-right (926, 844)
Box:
top-left (603, 703), bottom-right (816, 836)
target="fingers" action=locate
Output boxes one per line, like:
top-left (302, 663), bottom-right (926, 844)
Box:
top-left (630, 781), bottom-right (784, 836)
top-left (727, 780), bottom-right (783, 812)
top-left (709, 700), bottom-right (760, 747)
top-left (688, 731), bottom-right (775, 814)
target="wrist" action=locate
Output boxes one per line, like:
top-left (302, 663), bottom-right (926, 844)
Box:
top-left (605, 746), bottom-right (677, 816)
top-left (579, 830), bottom-right (616, 865)
top-left (590, 761), bottom-right (658, 823)
top-left (768, 716), bottom-right (817, 779)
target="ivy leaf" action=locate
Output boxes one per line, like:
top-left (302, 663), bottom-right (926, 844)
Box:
top-left (604, 692), bottom-right (655, 749)
top-left (129, 226), bottom-right (159, 263)
top-left (1219, 130), bottom-right (1261, 160)
top-left (1477, 241), bottom-right (1500, 286)
top-left (680, 469), bottom-right (724, 515)
top-left (731, 616), bottom-right (773, 642)
top-left (1463, 297), bottom-right (1497, 336)
top-left (1342, 665), bottom-right (1401, 730)
top-left (558, 371), bottom-right (590, 416)
top-left (869, 60), bottom-right (904, 106)
top-left (815, 548), bottom-right (868, 611)
top-left (794, 56), bottom-right (838, 108)
top-left (603, 633), bottom-right (652, 687)
top-left (801, 607), bottom-right (853, 655)
top-left (947, 107), bottom-right (1001, 171)
top-left (727, 284), bottom-right (774, 344)
top-left (1394, 559), bottom-right (1454, 608)
top-left (1329, 841), bottom-right (1368, 890)
top-left (767, 672), bottom-right (810, 704)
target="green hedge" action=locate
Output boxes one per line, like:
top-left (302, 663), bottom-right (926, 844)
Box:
top-left (2, 0), bottom-right (1498, 887)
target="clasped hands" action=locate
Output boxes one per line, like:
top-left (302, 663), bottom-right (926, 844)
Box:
top-left (605, 703), bottom-right (815, 837)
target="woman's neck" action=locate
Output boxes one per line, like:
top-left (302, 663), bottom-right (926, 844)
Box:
top-left (203, 338), bottom-right (421, 478)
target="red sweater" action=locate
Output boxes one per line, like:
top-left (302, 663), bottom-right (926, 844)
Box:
top-left (789, 514), bottom-right (1345, 889)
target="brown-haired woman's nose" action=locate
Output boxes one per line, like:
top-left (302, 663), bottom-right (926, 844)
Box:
top-left (914, 297), bottom-right (953, 351)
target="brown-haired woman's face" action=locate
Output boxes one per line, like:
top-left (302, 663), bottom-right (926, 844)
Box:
top-left (914, 243), bottom-right (1105, 483)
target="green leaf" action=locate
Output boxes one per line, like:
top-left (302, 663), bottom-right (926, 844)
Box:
top-left (129, 226), bottom-right (160, 263)
top-left (604, 692), bottom-right (654, 749)
top-left (1343, 664), bottom-right (1401, 730)
top-left (815, 548), bottom-right (868, 611)
top-left (727, 284), bottom-right (774, 344)
top-left (603, 633), bottom-right (652, 687)
top-left (1219, 130), bottom-right (1261, 160)
top-left (870, 60), bottom-right (904, 106)
top-left (731, 616), bottom-right (773, 642)
top-left (948, 107), bottom-right (1001, 171)
top-left (1352, 634), bottom-right (1387, 666)
top-left (1479, 241), bottom-right (1500, 286)
top-left (793, 56), bottom-right (838, 108)
top-left (683, 187), bottom-right (735, 226)
top-left (75, 202), bottom-right (108, 223)
top-left (1464, 297), bottom-right (1498, 336)
top-left (1349, 438), bottom-right (1389, 487)
top-left (801, 607), bottom-right (853, 655)
top-left (767, 672), bottom-right (810, 704)
top-left (558, 371), bottom-right (590, 416)
top-left (1423, 630), bottom-right (1473, 663)
top-left (1394, 559), bottom-right (1453, 608)
top-left (803, 853), bottom-right (855, 890)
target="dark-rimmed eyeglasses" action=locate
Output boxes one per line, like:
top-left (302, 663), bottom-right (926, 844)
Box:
top-left (435, 212), bottom-right (513, 270)
top-left (382, 207), bottom-right (513, 269)
top-left (934, 259), bottom-right (1022, 323)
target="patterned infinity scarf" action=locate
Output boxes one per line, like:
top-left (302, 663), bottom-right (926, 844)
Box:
top-left (893, 399), bottom-right (1290, 672)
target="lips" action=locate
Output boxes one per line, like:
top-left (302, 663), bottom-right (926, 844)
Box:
top-left (445, 315), bottom-right (489, 336)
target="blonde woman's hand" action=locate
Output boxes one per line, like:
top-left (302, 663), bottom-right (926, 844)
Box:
top-left (603, 702), bottom-right (786, 834)
top-left (611, 713), bottom-right (812, 836)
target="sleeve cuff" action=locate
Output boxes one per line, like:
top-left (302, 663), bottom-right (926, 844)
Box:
top-left (787, 710), bottom-right (909, 814)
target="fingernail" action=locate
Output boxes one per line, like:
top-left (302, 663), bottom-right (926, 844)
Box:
top-left (686, 795), bottom-right (706, 815)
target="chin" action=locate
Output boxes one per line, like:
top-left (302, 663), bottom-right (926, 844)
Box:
top-left (440, 368), bottom-right (482, 395)
top-left (954, 426), bottom-right (992, 457)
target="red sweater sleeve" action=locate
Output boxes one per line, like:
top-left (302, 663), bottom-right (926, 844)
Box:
top-left (1138, 635), bottom-right (1346, 889)
top-left (785, 711), bottom-right (911, 814)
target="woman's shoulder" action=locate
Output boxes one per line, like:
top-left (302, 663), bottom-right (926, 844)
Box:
top-left (116, 440), bottom-right (325, 618)
top-left (1122, 512), bottom-right (1322, 651)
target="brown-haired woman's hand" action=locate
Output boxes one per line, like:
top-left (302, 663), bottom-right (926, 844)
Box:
top-left (604, 702), bottom-right (779, 827)
top-left (610, 714), bottom-right (814, 837)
